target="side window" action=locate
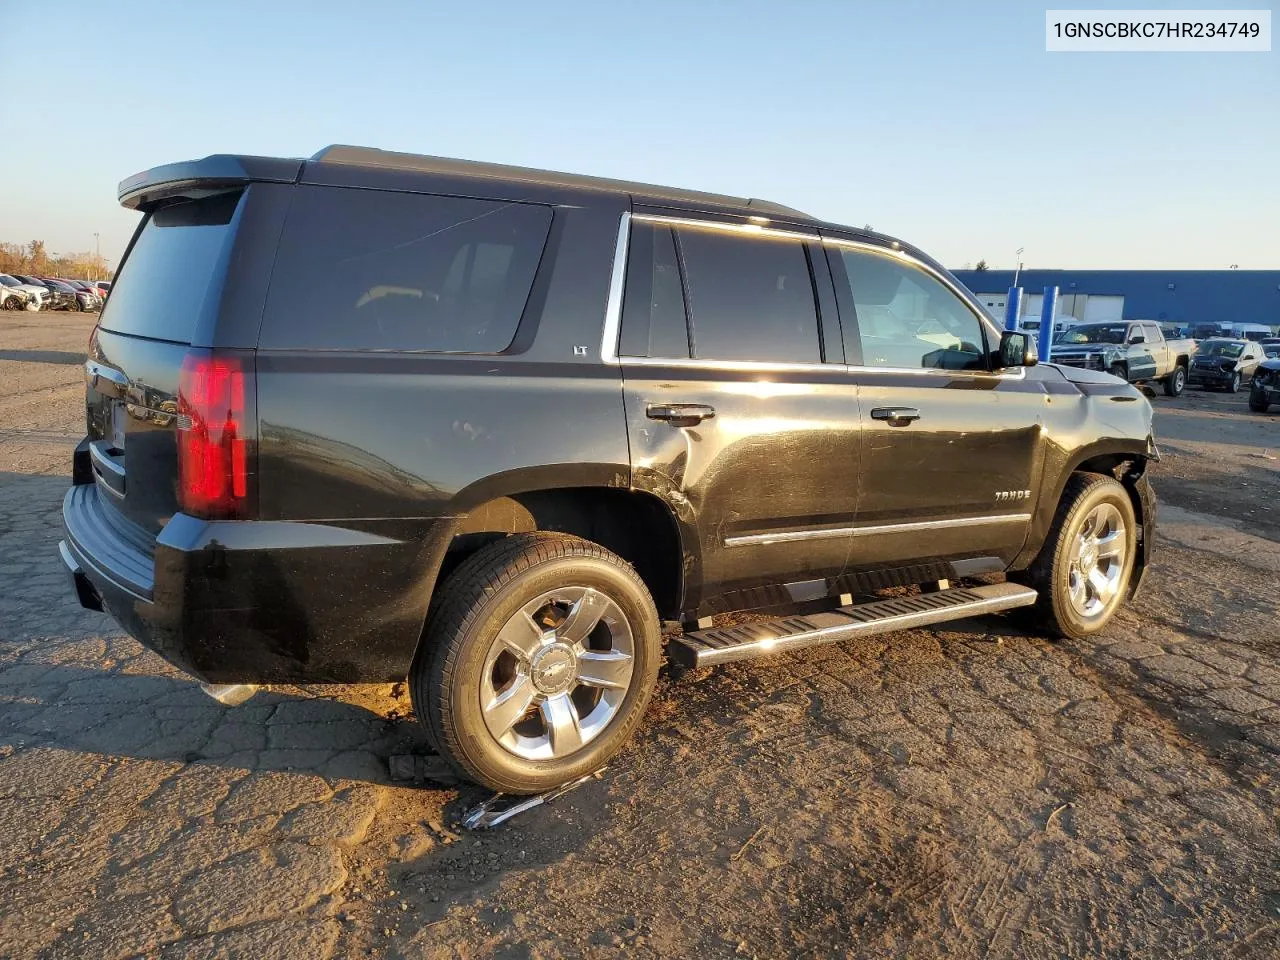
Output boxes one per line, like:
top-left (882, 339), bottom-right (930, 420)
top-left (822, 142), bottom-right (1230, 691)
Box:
top-left (675, 227), bottom-right (821, 364)
top-left (619, 223), bottom-right (690, 358)
top-left (835, 247), bottom-right (989, 371)
top-left (261, 186), bottom-right (553, 353)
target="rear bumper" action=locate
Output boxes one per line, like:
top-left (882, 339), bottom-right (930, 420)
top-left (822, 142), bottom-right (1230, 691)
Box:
top-left (61, 479), bottom-right (452, 684)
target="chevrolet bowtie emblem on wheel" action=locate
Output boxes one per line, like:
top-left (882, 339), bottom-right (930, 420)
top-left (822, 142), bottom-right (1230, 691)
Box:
top-left (995, 490), bottom-right (1032, 502)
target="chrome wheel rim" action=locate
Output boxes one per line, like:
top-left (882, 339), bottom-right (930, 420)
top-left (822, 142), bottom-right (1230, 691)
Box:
top-left (1066, 503), bottom-right (1127, 620)
top-left (480, 586), bottom-right (634, 761)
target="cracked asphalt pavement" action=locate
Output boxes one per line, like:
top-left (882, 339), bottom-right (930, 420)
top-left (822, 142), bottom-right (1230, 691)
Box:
top-left (2, 313), bottom-right (1279, 958)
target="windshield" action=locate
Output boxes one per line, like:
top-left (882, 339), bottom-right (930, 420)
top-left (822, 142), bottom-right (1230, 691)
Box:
top-left (0, 276), bottom-right (18, 288)
top-left (1200, 340), bottom-right (1244, 358)
top-left (1054, 323), bottom-right (1126, 345)
top-left (1265, 346), bottom-right (1280, 359)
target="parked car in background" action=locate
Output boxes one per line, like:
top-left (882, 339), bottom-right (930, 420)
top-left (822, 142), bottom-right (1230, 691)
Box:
top-left (1250, 357), bottom-right (1280, 412)
top-left (1190, 322), bottom-right (1230, 341)
top-left (0, 273), bottom-right (44, 310)
top-left (1233, 323), bottom-right (1274, 343)
top-left (61, 280), bottom-right (104, 311)
top-left (1259, 337), bottom-right (1280, 356)
top-left (91, 280), bottom-right (112, 299)
top-left (1050, 320), bottom-right (1194, 396)
top-left (38, 278), bottom-right (86, 311)
top-left (1188, 338), bottom-right (1265, 393)
top-left (13, 276), bottom-right (74, 311)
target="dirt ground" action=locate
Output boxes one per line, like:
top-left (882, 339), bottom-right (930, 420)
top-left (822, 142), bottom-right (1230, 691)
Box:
top-left (2, 312), bottom-right (1278, 959)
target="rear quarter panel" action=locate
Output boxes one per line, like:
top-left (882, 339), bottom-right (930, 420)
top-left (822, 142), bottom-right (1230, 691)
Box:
top-left (251, 193), bottom-right (632, 677)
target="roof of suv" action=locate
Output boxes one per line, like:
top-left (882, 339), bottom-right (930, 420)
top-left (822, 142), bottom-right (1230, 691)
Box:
top-left (117, 146), bottom-right (941, 271)
top-left (310, 145), bottom-right (814, 221)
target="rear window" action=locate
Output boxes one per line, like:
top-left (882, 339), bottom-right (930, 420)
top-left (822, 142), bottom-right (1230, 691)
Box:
top-left (260, 186), bottom-right (553, 353)
top-left (99, 191), bottom-right (241, 343)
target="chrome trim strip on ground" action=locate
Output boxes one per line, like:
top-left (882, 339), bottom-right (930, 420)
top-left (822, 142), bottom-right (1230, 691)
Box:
top-left (724, 513), bottom-right (1032, 547)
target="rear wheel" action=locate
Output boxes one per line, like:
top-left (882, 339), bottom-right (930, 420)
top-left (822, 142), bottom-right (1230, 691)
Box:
top-left (1250, 385), bottom-right (1271, 413)
top-left (1016, 474), bottom-right (1136, 639)
top-left (412, 533), bottom-right (661, 794)
top-left (1163, 365), bottom-right (1186, 397)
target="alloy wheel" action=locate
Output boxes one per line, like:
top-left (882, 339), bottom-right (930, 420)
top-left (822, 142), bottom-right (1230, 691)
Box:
top-left (1066, 502), bottom-right (1127, 621)
top-left (480, 586), bottom-right (635, 761)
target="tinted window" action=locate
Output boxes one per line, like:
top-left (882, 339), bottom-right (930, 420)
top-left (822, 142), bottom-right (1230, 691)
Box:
top-left (836, 248), bottom-right (988, 370)
top-left (262, 187), bottom-right (552, 353)
top-left (100, 191), bottom-right (242, 343)
top-left (619, 223), bottom-right (689, 358)
top-left (676, 227), bottom-right (820, 364)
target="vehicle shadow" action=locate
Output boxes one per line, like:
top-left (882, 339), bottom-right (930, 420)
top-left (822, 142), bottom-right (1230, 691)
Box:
top-left (0, 658), bottom-right (427, 787)
top-left (0, 349), bottom-right (85, 365)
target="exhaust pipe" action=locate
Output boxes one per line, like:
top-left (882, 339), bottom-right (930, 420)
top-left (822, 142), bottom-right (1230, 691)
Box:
top-left (200, 683), bottom-right (259, 706)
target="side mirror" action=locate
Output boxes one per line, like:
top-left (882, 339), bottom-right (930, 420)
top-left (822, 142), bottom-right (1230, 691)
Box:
top-left (999, 330), bottom-right (1038, 369)
top-left (1129, 334), bottom-right (1146, 344)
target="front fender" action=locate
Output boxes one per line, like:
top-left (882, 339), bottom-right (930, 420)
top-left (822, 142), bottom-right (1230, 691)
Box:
top-left (1013, 434), bottom-right (1156, 571)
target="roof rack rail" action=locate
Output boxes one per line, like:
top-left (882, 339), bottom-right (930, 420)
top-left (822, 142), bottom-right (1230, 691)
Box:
top-left (309, 145), bottom-right (811, 219)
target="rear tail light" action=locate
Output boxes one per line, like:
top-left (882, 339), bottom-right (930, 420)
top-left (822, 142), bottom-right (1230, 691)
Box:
top-left (177, 352), bottom-right (254, 519)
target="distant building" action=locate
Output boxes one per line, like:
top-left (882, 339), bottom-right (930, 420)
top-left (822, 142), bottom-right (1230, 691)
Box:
top-left (950, 269), bottom-right (1280, 330)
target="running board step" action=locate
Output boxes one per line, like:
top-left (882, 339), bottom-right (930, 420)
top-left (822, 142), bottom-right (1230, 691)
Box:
top-left (669, 582), bottom-right (1038, 668)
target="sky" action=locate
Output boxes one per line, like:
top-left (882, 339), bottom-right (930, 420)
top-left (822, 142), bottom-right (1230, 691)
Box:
top-left (1, 0), bottom-right (1276, 271)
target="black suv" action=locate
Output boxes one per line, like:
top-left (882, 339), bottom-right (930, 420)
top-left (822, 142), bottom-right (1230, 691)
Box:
top-left (61, 147), bottom-right (1158, 793)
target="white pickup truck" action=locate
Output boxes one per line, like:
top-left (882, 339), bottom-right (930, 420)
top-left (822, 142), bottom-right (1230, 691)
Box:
top-left (1049, 320), bottom-right (1195, 397)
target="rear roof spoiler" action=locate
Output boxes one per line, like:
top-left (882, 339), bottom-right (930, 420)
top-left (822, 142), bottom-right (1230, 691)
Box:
top-left (118, 155), bottom-right (303, 210)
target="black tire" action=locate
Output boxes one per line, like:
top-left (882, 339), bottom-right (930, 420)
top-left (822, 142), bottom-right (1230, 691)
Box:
top-left (1228, 371), bottom-right (1242, 394)
top-left (1108, 363), bottom-right (1127, 382)
top-left (1250, 386), bottom-right (1271, 413)
top-left (1162, 364), bottom-right (1186, 397)
top-left (412, 533), bottom-right (661, 794)
top-left (1014, 473), bottom-right (1137, 640)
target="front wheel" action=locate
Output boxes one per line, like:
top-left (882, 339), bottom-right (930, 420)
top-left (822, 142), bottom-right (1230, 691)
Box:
top-left (1163, 365), bottom-right (1186, 397)
top-left (1108, 363), bottom-right (1127, 382)
top-left (1015, 474), bottom-right (1137, 639)
top-left (1250, 386), bottom-right (1271, 413)
top-left (1228, 372), bottom-right (1242, 394)
top-left (412, 533), bottom-right (661, 794)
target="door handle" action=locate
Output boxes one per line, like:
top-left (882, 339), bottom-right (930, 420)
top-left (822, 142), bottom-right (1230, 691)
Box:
top-left (646, 403), bottom-right (716, 426)
top-left (870, 406), bottom-right (921, 426)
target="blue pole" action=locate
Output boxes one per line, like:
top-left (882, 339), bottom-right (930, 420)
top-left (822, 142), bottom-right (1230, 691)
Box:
top-left (1004, 286), bottom-right (1023, 331)
top-left (1038, 285), bottom-right (1059, 362)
